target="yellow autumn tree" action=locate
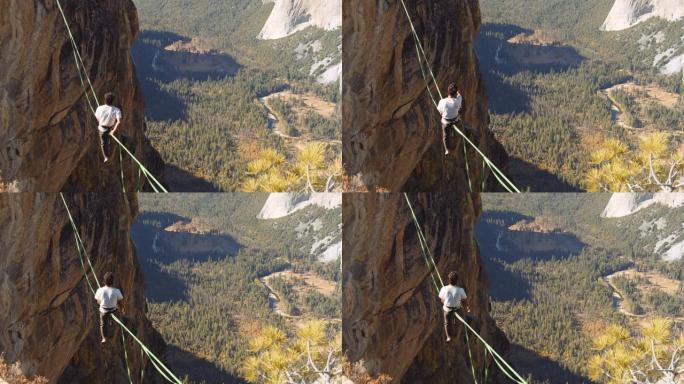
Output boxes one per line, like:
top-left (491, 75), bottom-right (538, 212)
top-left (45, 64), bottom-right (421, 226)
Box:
top-left (585, 133), bottom-right (684, 192)
top-left (588, 318), bottom-right (684, 384)
top-left (0, 355), bottom-right (48, 384)
top-left (241, 320), bottom-right (342, 384)
top-left (243, 144), bottom-right (342, 192)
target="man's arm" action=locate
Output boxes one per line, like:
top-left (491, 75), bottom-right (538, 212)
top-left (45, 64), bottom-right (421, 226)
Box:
top-left (110, 116), bottom-right (121, 136)
top-left (462, 297), bottom-right (471, 312)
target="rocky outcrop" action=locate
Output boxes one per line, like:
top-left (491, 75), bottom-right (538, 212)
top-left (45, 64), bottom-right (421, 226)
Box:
top-left (0, 193), bottom-right (164, 384)
top-left (343, 0), bottom-right (510, 192)
top-left (258, 192), bottom-right (342, 219)
top-left (0, 0), bottom-right (164, 192)
top-left (601, 193), bottom-right (684, 218)
top-left (258, 0), bottom-right (342, 40)
top-left (343, 193), bottom-right (510, 383)
top-left (601, 0), bottom-right (684, 31)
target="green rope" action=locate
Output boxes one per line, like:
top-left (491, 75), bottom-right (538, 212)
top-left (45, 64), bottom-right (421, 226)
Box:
top-left (55, 0), bottom-right (168, 194)
top-left (464, 326), bottom-right (479, 384)
top-left (121, 332), bottom-right (134, 384)
top-left (398, 0), bottom-right (521, 193)
top-left (119, 146), bottom-right (126, 196)
top-left (60, 194), bottom-right (183, 384)
top-left (403, 193), bottom-right (528, 384)
top-left (463, 141), bottom-right (472, 193)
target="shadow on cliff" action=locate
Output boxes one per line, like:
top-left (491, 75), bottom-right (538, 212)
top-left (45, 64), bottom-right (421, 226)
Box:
top-left (510, 343), bottom-right (592, 384)
top-left (132, 30), bottom-right (242, 121)
top-left (475, 23), bottom-right (585, 114)
top-left (166, 345), bottom-right (246, 384)
top-left (131, 213), bottom-right (243, 302)
top-left (476, 212), bottom-right (586, 301)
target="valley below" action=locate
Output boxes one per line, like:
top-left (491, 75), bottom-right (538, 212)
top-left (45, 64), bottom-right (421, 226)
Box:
top-left (478, 193), bottom-right (684, 383)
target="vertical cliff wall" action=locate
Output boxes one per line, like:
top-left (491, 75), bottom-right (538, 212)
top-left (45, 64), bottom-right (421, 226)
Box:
top-left (0, 193), bottom-right (164, 383)
top-left (0, 0), bottom-right (166, 382)
top-left (343, 193), bottom-right (510, 383)
top-left (0, 0), bottom-right (163, 192)
top-left (342, 0), bottom-right (509, 192)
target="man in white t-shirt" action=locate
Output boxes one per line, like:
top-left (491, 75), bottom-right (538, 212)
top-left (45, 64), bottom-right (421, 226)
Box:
top-left (94, 93), bottom-right (122, 163)
top-left (438, 271), bottom-right (470, 343)
top-left (436, 83), bottom-right (463, 156)
top-left (94, 272), bottom-right (124, 344)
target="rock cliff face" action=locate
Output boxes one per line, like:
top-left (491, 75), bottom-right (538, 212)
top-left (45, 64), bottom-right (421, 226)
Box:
top-left (259, 0), bottom-right (342, 40)
top-left (0, 0), bottom-right (166, 382)
top-left (343, 193), bottom-right (510, 383)
top-left (601, 0), bottom-right (684, 31)
top-left (0, 0), bottom-right (163, 192)
top-left (342, 0), bottom-right (509, 192)
top-left (0, 193), bottom-right (163, 384)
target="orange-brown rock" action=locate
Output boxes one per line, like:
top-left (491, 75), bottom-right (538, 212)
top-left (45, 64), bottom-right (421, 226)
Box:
top-left (0, 193), bottom-right (164, 384)
top-left (0, 0), bottom-right (163, 192)
top-left (342, 0), bottom-right (509, 192)
top-left (343, 193), bottom-right (511, 383)
top-left (0, 0), bottom-right (166, 383)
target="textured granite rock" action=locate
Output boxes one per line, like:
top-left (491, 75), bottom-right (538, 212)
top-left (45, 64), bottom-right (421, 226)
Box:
top-left (343, 193), bottom-right (510, 383)
top-left (0, 0), bottom-right (163, 192)
top-left (342, 0), bottom-right (509, 192)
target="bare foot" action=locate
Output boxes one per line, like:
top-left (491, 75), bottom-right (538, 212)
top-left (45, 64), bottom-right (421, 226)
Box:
top-left (103, 157), bottom-right (109, 163)
top-left (101, 338), bottom-right (106, 344)
top-left (446, 337), bottom-right (451, 343)
top-left (445, 150), bottom-right (450, 156)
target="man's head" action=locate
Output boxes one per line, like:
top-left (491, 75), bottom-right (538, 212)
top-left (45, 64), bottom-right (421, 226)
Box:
top-left (104, 272), bottom-right (114, 286)
top-left (104, 92), bottom-right (115, 106)
top-left (447, 83), bottom-right (459, 97)
top-left (448, 271), bottom-right (459, 286)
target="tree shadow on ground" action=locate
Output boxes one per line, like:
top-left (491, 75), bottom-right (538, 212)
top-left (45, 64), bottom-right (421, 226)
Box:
top-left (508, 156), bottom-right (582, 192)
top-left (166, 345), bottom-right (247, 384)
top-left (164, 164), bottom-right (221, 192)
top-left (510, 343), bottom-right (594, 384)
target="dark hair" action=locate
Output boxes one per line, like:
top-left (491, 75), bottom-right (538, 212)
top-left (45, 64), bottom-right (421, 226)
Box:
top-left (447, 83), bottom-right (458, 97)
top-left (104, 93), bottom-right (115, 105)
top-left (104, 272), bottom-right (114, 286)
top-left (448, 271), bottom-right (458, 285)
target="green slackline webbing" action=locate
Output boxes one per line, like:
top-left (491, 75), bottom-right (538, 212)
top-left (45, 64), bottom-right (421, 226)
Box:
top-left (398, 0), bottom-right (521, 194)
top-left (464, 327), bottom-right (478, 384)
top-left (122, 332), bottom-right (133, 384)
top-left (60, 193), bottom-right (183, 384)
top-left (403, 194), bottom-right (528, 384)
top-left (464, 141), bottom-right (472, 193)
top-left (55, 0), bottom-right (168, 194)
top-left (119, 146), bottom-right (126, 196)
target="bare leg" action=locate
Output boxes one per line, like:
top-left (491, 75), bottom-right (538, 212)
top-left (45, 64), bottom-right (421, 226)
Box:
top-left (99, 129), bottom-right (111, 162)
top-left (100, 311), bottom-right (107, 343)
top-left (443, 310), bottom-right (453, 342)
top-left (441, 120), bottom-right (450, 155)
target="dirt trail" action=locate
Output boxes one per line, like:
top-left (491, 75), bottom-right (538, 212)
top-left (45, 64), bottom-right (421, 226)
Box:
top-left (259, 91), bottom-right (342, 147)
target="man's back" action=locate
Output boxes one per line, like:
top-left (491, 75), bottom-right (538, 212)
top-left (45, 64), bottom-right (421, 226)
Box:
top-left (439, 284), bottom-right (467, 311)
top-left (95, 105), bottom-right (121, 130)
top-left (95, 286), bottom-right (123, 311)
top-left (437, 95), bottom-right (463, 120)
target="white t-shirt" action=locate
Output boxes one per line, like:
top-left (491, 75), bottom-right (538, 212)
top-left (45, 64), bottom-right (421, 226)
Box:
top-left (439, 285), bottom-right (467, 312)
top-left (95, 105), bottom-right (122, 132)
top-left (94, 286), bottom-right (123, 313)
top-left (437, 95), bottom-right (463, 120)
